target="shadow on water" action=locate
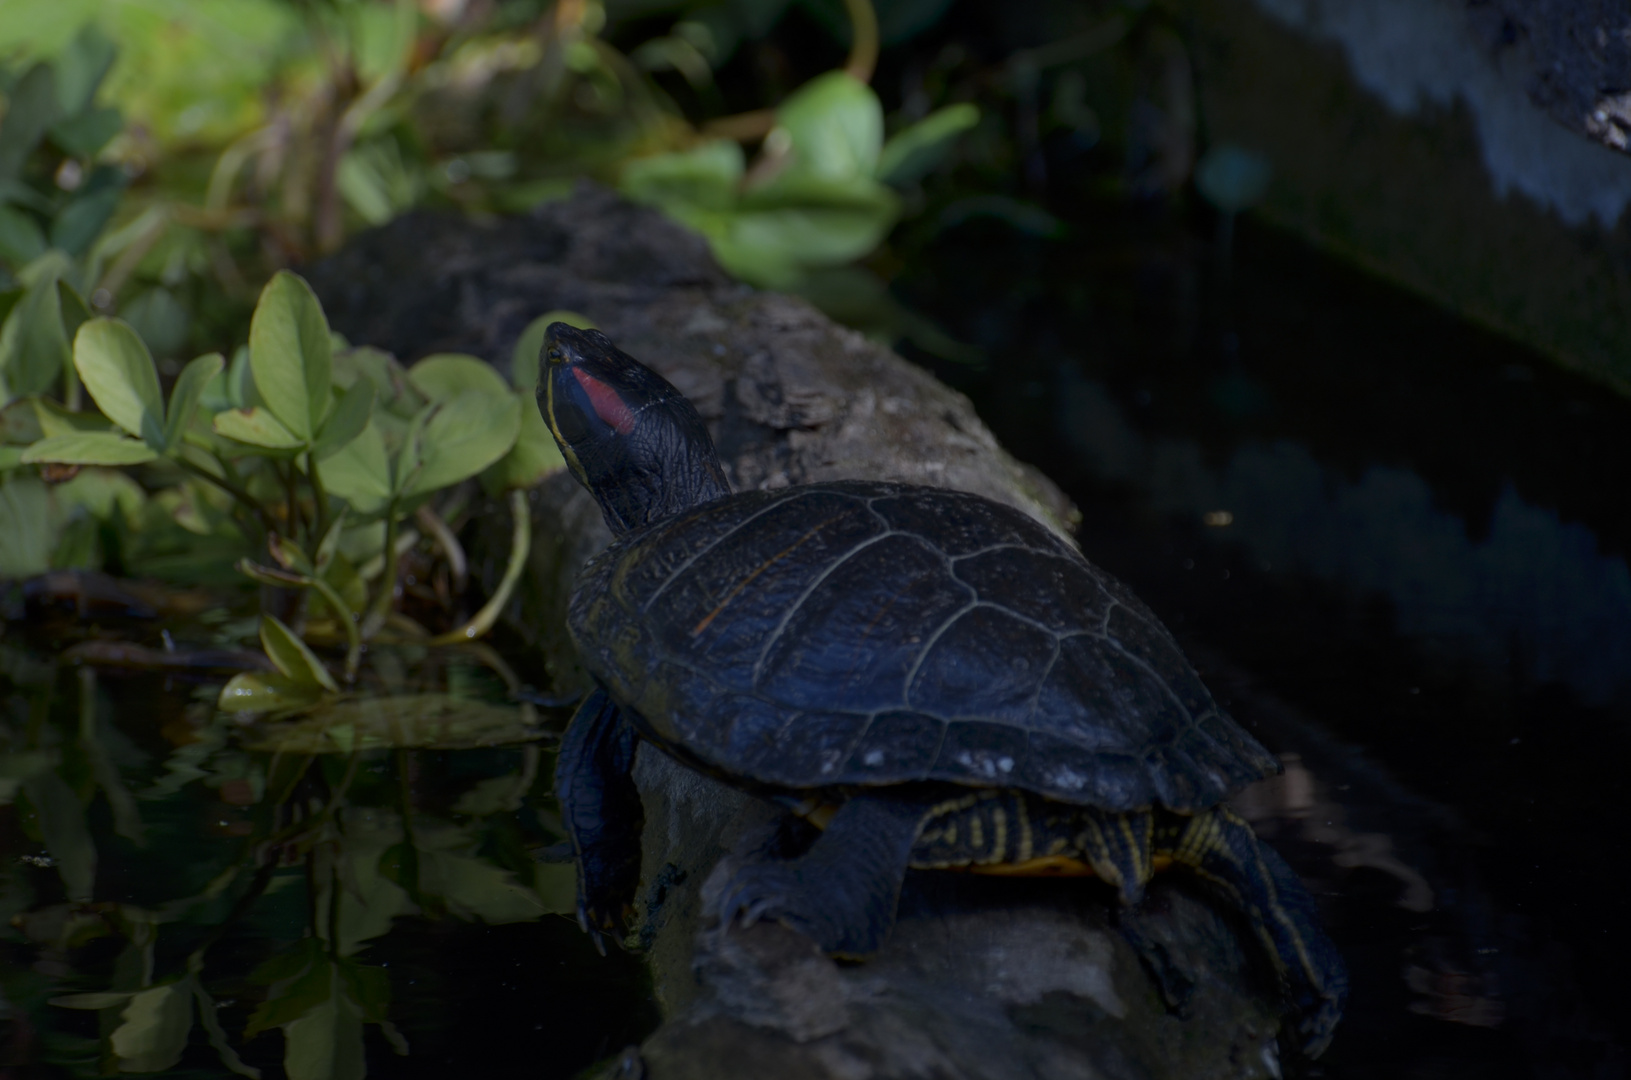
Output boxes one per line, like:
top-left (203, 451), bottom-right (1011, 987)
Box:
top-left (897, 208), bottom-right (1631, 1078)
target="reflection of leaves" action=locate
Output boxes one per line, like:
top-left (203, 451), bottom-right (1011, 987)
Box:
top-left (247, 694), bottom-right (541, 753)
top-left (21, 769), bottom-right (95, 901)
top-left (259, 614), bottom-right (340, 693)
top-left (416, 824), bottom-right (550, 924)
top-left (248, 940), bottom-right (398, 1080)
top-left (217, 671), bottom-right (326, 715)
top-left (110, 980), bottom-right (195, 1073)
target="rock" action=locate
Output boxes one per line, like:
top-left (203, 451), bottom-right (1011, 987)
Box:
top-left (309, 185), bottom-right (1288, 1080)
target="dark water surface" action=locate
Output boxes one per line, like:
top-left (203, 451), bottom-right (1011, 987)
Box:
top-left (898, 209), bottom-right (1631, 1078)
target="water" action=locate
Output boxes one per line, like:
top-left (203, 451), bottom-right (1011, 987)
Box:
top-left (897, 207), bottom-right (1631, 1078)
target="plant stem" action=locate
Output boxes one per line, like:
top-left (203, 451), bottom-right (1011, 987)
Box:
top-left (176, 456), bottom-right (273, 539)
top-left (359, 506), bottom-right (401, 640)
top-left (842, 0), bottom-right (880, 83)
top-left (415, 502), bottom-right (467, 593)
top-left (308, 455), bottom-right (331, 548)
top-left (428, 489), bottom-right (530, 645)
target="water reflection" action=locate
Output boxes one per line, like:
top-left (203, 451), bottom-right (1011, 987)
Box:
top-left (1058, 370), bottom-right (1631, 708)
top-left (0, 631), bottom-right (654, 1078)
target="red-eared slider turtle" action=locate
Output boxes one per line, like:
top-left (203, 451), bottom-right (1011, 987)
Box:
top-left (541, 324), bottom-right (1347, 1054)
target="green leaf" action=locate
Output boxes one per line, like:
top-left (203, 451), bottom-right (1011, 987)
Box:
top-left (51, 185), bottom-right (123, 257)
top-left (713, 179), bottom-right (900, 288)
top-left (164, 352), bottom-right (224, 453)
top-left (21, 431), bottom-right (158, 465)
top-left (0, 64), bottom-right (58, 184)
top-left (283, 977), bottom-right (364, 1080)
top-left (53, 467), bottom-right (147, 521)
top-left (481, 398), bottom-right (565, 493)
top-left (21, 769), bottom-right (95, 901)
top-left (311, 380), bottom-right (374, 462)
top-left (336, 961), bottom-right (391, 1024)
top-left (73, 318), bottom-right (164, 447)
top-left (249, 272), bottom-right (333, 441)
top-left (49, 105), bottom-right (123, 157)
top-left (217, 671), bottom-right (325, 714)
top-left (0, 271), bottom-right (70, 398)
top-left (619, 139), bottom-right (743, 214)
top-left (247, 694), bottom-right (542, 753)
top-left (509, 310), bottom-right (595, 393)
top-left (260, 614), bottom-right (340, 693)
top-left (876, 102), bottom-right (980, 186)
top-left (56, 280), bottom-right (91, 348)
top-left (0, 473), bottom-right (56, 577)
top-left (213, 406), bottom-right (303, 451)
top-left (318, 419), bottom-right (391, 517)
top-left (403, 391), bottom-right (521, 498)
top-left (110, 979), bottom-right (194, 1073)
top-left (51, 991), bottom-right (135, 1010)
top-left (772, 72), bottom-right (883, 183)
top-left (0, 749), bottom-right (55, 806)
top-left (408, 353), bottom-right (510, 403)
top-left (52, 23), bottom-right (117, 116)
top-left (0, 205), bottom-right (46, 267)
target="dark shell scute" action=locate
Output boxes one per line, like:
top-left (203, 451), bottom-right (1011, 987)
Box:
top-left (869, 488), bottom-right (1072, 559)
top-left (762, 710), bottom-right (870, 783)
top-left (641, 490), bottom-right (885, 690)
top-left (907, 605), bottom-right (1055, 724)
top-left (953, 546), bottom-right (1111, 634)
top-left (756, 534), bottom-right (971, 713)
top-left (844, 711), bottom-right (946, 776)
top-left (930, 719), bottom-right (1032, 783)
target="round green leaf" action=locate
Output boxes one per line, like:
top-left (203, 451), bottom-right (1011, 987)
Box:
top-left (73, 318), bottom-right (164, 447)
top-left (772, 72), bottom-right (883, 183)
top-left (164, 353), bottom-right (224, 453)
top-left (249, 271), bottom-right (333, 441)
top-left (619, 139), bottom-right (744, 214)
top-left (213, 406), bottom-right (303, 452)
top-left (318, 419), bottom-right (392, 517)
top-left (22, 432), bottom-right (159, 465)
top-left (403, 391), bottom-right (521, 498)
top-left (408, 354), bottom-right (510, 403)
top-left (312, 380), bottom-right (375, 462)
top-left (509, 310), bottom-right (595, 393)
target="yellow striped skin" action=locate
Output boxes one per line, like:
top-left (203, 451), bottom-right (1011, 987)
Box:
top-left (792, 790), bottom-right (1332, 1018)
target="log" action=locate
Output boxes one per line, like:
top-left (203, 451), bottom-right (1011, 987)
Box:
top-left (309, 185), bottom-right (1288, 1080)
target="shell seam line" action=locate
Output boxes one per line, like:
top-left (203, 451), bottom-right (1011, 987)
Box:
top-left (639, 490), bottom-right (817, 615)
top-left (746, 519), bottom-right (897, 686)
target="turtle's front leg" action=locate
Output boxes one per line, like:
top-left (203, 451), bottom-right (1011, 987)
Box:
top-left (555, 687), bottom-right (644, 952)
top-left (718, 793), bottom-right (931, 958)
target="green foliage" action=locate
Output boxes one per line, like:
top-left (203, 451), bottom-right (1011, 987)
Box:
top-left (1, 270), bottom-right (561, 684)
top-left (619, 76), bottom-right (977, 288)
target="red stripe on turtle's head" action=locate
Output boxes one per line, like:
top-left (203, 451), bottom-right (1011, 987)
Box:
top-left (572, 366), bottom-right (636, 435)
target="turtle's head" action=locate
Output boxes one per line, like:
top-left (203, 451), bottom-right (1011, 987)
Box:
top-left (540, 323), bottom-right (730, 536)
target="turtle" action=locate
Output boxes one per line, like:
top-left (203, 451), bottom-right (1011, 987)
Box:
top-left (539, 323), bottom-right (1347, 1055)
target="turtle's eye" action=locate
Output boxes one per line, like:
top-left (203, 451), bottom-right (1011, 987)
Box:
top-left (546, 347), bottom-right (564, 365)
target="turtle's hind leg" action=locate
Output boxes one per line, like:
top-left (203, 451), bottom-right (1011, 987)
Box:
top-left (556, 688), bottom-right (644, 952)
top-left (718, 793), bottom-right (930, 957)
top-left (1160, 806), bottom-right (1349, 1057)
